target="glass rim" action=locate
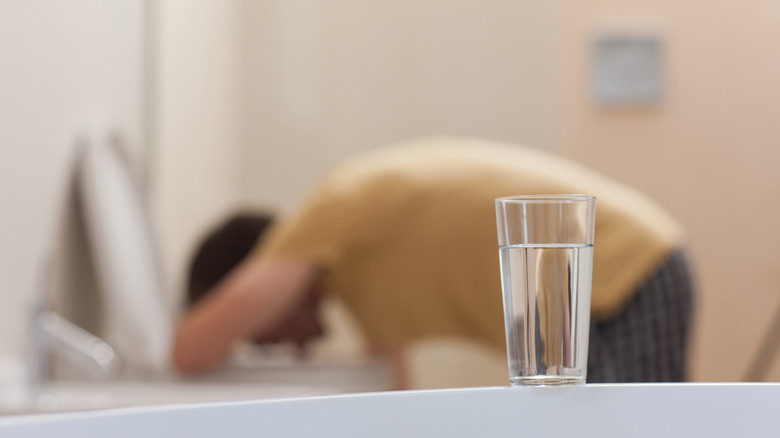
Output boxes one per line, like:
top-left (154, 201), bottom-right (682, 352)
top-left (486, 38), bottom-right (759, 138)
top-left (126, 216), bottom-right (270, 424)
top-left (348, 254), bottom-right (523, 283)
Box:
top-left (495, 194), bottom-right (596, 203)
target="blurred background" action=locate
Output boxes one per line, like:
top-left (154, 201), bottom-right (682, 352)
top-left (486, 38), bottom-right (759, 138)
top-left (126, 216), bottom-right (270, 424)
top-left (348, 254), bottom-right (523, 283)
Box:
top-left (1, 0), bottom-right (780, 403)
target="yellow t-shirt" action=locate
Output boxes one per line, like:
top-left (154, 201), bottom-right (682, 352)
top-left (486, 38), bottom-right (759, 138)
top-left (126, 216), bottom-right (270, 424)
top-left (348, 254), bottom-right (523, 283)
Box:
top-left (256, 137), bottom-right (682, 352)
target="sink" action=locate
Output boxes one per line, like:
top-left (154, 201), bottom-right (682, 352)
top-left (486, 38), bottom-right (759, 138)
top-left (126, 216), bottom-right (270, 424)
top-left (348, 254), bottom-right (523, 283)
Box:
top-left (0, 357), bottom-right (393, 415)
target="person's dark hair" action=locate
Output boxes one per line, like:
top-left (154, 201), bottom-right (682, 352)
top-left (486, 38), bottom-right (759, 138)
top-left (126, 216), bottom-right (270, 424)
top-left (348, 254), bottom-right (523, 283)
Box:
top-left (186, 212), bottom-right (274, 306)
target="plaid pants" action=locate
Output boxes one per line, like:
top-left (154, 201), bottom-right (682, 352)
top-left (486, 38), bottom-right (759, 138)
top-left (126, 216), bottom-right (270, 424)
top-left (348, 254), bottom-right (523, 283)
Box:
top-left (587, 249), bottom-right (694, 383)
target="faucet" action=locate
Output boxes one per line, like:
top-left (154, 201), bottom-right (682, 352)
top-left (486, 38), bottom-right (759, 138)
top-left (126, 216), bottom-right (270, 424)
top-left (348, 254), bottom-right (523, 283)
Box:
top-left (30, 307), bottom-right (122, 391)
top-left (28, 257), bottom-right (122, 394)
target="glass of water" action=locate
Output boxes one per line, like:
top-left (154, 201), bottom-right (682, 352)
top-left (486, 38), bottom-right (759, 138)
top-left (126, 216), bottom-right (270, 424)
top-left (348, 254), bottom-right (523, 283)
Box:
top-left (495, 195), bottom-right (596, 386)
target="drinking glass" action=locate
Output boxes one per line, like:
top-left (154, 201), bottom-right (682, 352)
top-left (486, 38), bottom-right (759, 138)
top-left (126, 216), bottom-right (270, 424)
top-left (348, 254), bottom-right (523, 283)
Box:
top-left (495, 195), bottom-right (596, 385)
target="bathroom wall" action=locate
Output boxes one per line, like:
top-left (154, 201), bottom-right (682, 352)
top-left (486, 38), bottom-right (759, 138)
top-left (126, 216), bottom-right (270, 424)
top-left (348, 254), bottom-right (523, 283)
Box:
top-left (152, 0), bottom-right (247, 298)
top-left (239, 0), bottom-right (557, 210)
top-left (557, 1), bottom-right (780, 381)
top-left (0, 1), bottom-right (147, 366)
top-left (153, 0), bottom-right (557, 304)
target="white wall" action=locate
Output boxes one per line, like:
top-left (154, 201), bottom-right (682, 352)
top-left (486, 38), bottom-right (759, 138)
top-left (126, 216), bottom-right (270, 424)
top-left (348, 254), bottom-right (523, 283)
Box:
top-left (0, 1), bottom-right (146, 362)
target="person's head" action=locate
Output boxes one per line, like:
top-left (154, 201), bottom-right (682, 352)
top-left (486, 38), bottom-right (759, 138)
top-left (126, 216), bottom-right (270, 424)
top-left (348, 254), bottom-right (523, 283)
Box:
top-left (187, 212), bottom-right (274, 306)
top-left (186, 212), bottom-right (324, 348)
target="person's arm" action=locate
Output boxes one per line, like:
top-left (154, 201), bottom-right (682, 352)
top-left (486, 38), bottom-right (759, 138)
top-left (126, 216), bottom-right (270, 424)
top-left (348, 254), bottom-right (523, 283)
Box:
top-left (368, 344), bottom-right (408, 390)
top-left (171, 257), bottom-right (319, 374)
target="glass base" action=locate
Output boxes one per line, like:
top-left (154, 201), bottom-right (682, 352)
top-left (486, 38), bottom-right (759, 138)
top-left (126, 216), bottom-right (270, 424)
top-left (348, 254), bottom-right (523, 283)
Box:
top-left (510, 376), bottom-right (585, 386)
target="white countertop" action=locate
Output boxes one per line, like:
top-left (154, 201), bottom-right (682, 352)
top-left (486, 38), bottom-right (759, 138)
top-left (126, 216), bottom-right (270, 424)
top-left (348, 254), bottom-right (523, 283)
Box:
top-left (1, 383), bottom-right (779, 437)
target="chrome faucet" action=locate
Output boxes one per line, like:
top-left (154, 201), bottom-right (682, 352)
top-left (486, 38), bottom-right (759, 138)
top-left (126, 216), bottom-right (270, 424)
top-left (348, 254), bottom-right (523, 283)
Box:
top-left (32, 309), bottom-right (121, 383)
top-left (28, 259), bottom-right (122, 393)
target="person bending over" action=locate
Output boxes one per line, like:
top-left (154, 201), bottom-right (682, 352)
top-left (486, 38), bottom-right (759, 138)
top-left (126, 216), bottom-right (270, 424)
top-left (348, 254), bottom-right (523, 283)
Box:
top-left (172, 137), bottom-right (694, 384)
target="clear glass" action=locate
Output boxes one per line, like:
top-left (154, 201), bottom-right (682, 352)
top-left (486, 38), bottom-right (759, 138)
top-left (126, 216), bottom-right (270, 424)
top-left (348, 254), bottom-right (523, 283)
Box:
top-left (495, 195), bottom-right (596, 386)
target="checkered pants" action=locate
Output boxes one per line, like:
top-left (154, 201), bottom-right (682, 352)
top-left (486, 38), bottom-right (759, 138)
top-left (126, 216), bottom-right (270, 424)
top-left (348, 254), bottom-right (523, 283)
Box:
top-left (587, 249), bottom-right (694, 383)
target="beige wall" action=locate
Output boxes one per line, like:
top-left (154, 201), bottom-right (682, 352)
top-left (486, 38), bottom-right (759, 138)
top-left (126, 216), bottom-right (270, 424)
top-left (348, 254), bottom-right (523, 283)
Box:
top-left (240, 0), bottom-right (556, 210)
top-left (154, 0), bottom-right (557, 298)
top-left (153, 0), bottom-right (247, 297)
top-left (557, 1), bottom-right (780, 381)
top-left (0, 1), bottom-right (146, 362)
